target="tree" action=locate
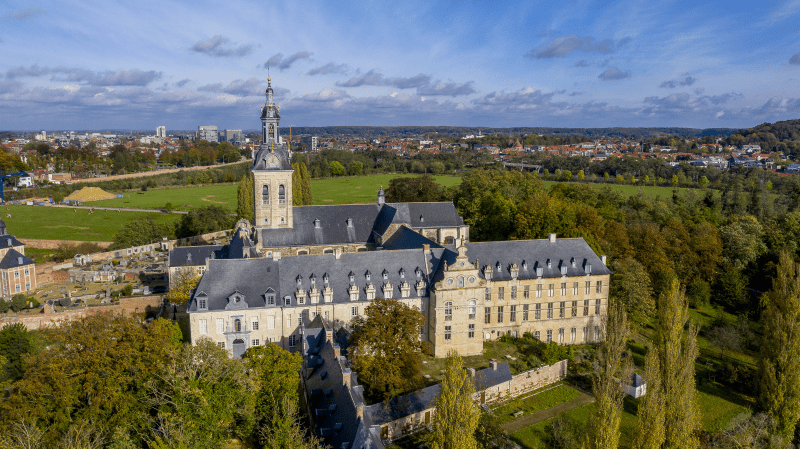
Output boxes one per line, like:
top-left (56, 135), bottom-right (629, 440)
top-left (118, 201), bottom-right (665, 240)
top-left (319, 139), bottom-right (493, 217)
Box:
top-left (759, 251), bottom-right (800, 438)
top-left (298, 162), bottom-right (313, 205)
top-left (707, 325), bottom-right (741, 361)
top-left (610, 257), bottom-right (654, 328)
top-left (657, 279), bottom-right (700, 449)
top-left (699, 176), bottom-right (709, 188)
top-left (111, 217), bottom-right (172, 249)
top-left (671, 174), bottom-right (679, 187)
top-left (719, 215), bottom-right (765, 270)
top-left (429, 352), bottom-right (480, 449)
top-left (166, 268), bottom-right (201, 306)
top-left (348, 160), bottom-right (363, 176)
top-left (175, 205), bottom-right (235, 239)
top-left (633, 345), bottom-right (665, 449)
top-left (349, 298), bottom-right (425, 401)
top-left (329, 160), bottom-right (345, 176)
top-left (292, 163), bottom-right (303, 206)
top-left (236, 172), bottom-right (254, 222)
top-left (577, 170), bottom-right (585, 181)
top-left (0, 322), bottom-right (35, 383)
top-left (258, 398), bottom-right (324, 449)
top-left (386, 175), bottom-right (451, 203)
top-left (587, 298), bottom-right (629, 449)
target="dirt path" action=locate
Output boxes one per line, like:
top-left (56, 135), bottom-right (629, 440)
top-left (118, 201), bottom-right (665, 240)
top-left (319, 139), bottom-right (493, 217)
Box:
top-left (71, 160), bottom-right (247, 183)
top-left (500, 387), bottom-right (595, 434)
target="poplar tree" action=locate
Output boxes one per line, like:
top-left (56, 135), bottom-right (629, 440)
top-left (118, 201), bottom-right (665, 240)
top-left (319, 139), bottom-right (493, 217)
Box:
top-left (633, 346), bottom-right (665, 449)
top-left (658, 278), bottom-right (699, 449)
top-left (291, 163), bottom-right (303, 206)
top-left (759, 251), bottom-right (800, 438)
top-left (430, 351), bottom-right (480, 449)
top-left (299, 162), bottom-right (313, 205)
top-left (588, 298), bottom-right (629, 449)
top-left (236, 172), bottom-right (254, 222)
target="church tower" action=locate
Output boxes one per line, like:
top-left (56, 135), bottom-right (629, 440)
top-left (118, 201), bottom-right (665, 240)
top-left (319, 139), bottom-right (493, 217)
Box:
top-left (252, 78), bottom-right (293, 230)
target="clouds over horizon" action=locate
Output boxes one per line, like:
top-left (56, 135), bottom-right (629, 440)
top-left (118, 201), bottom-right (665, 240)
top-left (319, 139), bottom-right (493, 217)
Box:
top-left (526, 35), bottom-right (630, 59)
top-left (266, 52), bottom-right (313, 71)
top-left (598, 67), bottom-right (629, 80)
top-left (307, 62), bottom-right (349, 76)
top-left (4, 65), bottom-right (161, 86)
top-left (2, 8), bottom-right (46, 21)
top-left (190, 36), bottom-right (254, 58)
top-left (660, 75), bottom-right (698, 88)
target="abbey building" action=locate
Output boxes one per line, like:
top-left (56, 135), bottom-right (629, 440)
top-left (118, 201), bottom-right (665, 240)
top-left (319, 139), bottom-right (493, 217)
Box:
top-left (183, 79), bottom-right (611, 358)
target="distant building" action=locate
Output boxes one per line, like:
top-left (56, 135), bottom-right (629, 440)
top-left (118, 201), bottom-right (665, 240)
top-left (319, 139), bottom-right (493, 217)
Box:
top-left (156, 126), bottom-right (166, 138)
top-left (301, 135), bottom-right (318, 152)
top-left (223, 129), bottom-right (245, 146)
top-left (197, 125), bottom-right (219, 143)
top-left (0, 220), bottom-right (37, 299)
top-left (16, 172), bottom-right (32, 188)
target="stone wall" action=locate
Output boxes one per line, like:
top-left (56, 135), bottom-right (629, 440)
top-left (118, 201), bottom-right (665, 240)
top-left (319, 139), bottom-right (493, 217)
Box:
top-left (508, 359), bottom-right (569, 398)
top-left (0, 295), bottom-right (163, 330)
top-left (19, 238), bottom-right (113, 249)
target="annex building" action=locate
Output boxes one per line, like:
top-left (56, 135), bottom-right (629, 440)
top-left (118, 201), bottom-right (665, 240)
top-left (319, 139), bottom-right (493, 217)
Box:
top-left (0, 219), bottom-right (37, 300)
top-left (182, 79), bottom-right (611, 358)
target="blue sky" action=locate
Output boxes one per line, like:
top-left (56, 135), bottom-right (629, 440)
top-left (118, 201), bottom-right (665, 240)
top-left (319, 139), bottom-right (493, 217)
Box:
top-left (1, 0), bottom-right (799, 131)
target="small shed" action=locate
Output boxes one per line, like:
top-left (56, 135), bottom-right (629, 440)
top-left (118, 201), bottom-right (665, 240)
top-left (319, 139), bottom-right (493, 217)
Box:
top-left (622, 373), bottom-right (647, 398)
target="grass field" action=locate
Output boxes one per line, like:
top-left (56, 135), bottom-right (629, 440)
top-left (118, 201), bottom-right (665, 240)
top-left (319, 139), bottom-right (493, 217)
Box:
top-left (310, 174), bottom-right (462, 205)
top-left (3, 205), bottom-right (179, 241)
top-left (89, 184), bottom-right (239, 211)
top-left (492, 383), bottom-right (581, 425)
top-left (510, 402), bottom-right (592, 448)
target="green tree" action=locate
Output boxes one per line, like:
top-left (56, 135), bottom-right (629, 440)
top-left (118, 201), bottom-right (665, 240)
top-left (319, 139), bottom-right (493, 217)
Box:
top-left (329, 160), bottom-right (345, 176)
top-left (298, 162), bottom-right (313, 205)
top-left (577, 169), bottom-right (585, 181)
top-left (658, 279), bottom-right (700, 449)
top-left (236, 172), bottom-right (254, 222)
top-left (111, 217), bottom-right (172, 250)
top-left (258, 398), bottom-right (324, 449)
top-left (603, 172), bottom-right (609, 182)
top-left (634, 345), bottom-right (665, 449)
top-left (610, 257), bottom-right (654, 328)
top-left (350, 297), bottom-right (425, 401)
top-left (386, 175), bottom-right (451, 203)
top-left (587, 298), bottom-right (629, 449)
top-left (699, 176), bottom-right (709, 188)
top-left (671, 174), bottom-right (679, 187)
top-left (429, 351), bottom-right (480, 449)
top-left (292, 163), bottom-right (303, 206)
top-left (719, 215), bottom-right (765, 270)
top-left (0, 322), bottom-right (35, 383)
top-left (175, 205), bottom-right (235, 239)
top-left (348, 160), bottom-right (364, 176)
top-left (166, 268), bottom-right (201, 306)
top-left (759, 251), bottom-right (800, 438)
top-left (615, 174), bottom-right (625, 184)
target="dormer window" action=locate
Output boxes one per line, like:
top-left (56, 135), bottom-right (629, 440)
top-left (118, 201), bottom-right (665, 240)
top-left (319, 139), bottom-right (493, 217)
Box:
top-left (323, 274), bottom-right (329, 284)
top-left (382, 270), bottom-right (389, 281)
top-left (349, 272), bottom-right (355, 283)
top-left (400, 268), bottom-right (405, 279)
top-left (310, 275), bottom-right (316, 286)
top-left (547, 259), bottom-right (552, 268)
top-left (496, 262), bottom-right (501, 272)
top-left (365, 271), bottom-right (371, 281)
top-left (416, 268), bottom-right (422, 278)
top-left (522, 261), bottom-right (528, 271)
top-left (419, 215), bottom-right (424, 222)
top-left (296, 275), bottom-right (302, 287)
top-left (347, 218), bottom-right (353, 227)
top-left (314, 218), bottom-right (321, 229)
top-left (571, 257), bottom-right (576, 268)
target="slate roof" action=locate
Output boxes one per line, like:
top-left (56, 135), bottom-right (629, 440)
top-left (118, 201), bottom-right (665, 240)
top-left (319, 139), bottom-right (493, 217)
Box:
top-left (432, 237), bottom-right (611, 285)
top-left (366, 362), bottom-right (513, 425)
top-left (0, 235), bottom-right (24, 249)
top-left (303, 322), bottom-right (384, 449)
top-left (380, 226), bottom-right (443, 251)
top-left (188, 248), bottom-right (436, 312)
top-left (0, 248), bottom-right (34, 269)
top-left (252, 144), bottom-right (292, 171)
top-left (258, 202), bottom-right (463, 248)
top-left (168, 245), bottom-right (226, 268)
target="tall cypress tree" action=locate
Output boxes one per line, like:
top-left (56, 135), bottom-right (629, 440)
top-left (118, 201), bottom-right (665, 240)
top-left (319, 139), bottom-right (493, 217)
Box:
top-left (291, 163), bottom-right (303, 206)
top-left (299, 162), bottom-right (313, 205)
top-left (633, 345), bottom-right (665, 449)
top-left (759, 251), bottom-right (800, 438)
top-left (430, 352), bottom-right (480, 449)
top-left (236, 172), bottom-right (254, 223)
top-left (588, 298), bottom-right (629, 449)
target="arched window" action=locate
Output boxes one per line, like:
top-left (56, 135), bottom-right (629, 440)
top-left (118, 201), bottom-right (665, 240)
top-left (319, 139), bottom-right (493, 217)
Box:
top-left (444, 302), bottom-right (452, 321)
top-left (269, 124), bottom-right (275, 138)
top-left (468, 300), bottom-right (476, 319)
top-left (234, 319), bottom-right (242, 332)
top-left (262, 185), bottom-right (269, 205)
top-left (279, 185), bottom-right (286, 204)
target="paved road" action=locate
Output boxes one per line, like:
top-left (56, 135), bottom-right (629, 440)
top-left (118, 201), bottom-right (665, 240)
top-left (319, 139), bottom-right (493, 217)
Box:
top-left (500, 387), bottom-right (595, 434)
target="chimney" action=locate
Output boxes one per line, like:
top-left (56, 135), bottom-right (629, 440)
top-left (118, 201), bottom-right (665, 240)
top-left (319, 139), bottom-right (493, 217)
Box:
top-left (314, 218), bottom-right (321, 229)
top-left (333, 344), bottom-right (341, 359)
top-left (490, 361), bottom-right (498, 371)
top-left (356, 403), bottom-right (364, 419)
top-left (343, 368), bottom-right (352, 387)
top-left (422, 244), bottom-right (430, 252)
top-left (272, 251), bottom-right (282, 261)
top-left (549, 233), bottom-right (556, 243)
top-left (334, 247), bottom-right (342, 260)
top-left (601, 255), bottom-right (607, 265)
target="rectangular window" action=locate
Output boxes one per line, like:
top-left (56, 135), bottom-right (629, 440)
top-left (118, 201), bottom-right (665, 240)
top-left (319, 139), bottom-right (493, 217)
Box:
top-left (535, 303), bottom-right (541, 320)
top-left (570, 327), bottom-right (576, 343)
top-left (547, 303), bottom-right (553, 319)
top-left (561, 283), bottom-right (566, 296)
top-left (523, 304), bottom-right (529, 321)
top-left (267, 316), bottom-right (275, 330)
top-left (24, 269), bottom-right (29, 276)
top-left (218, 342), bottom-right (225, 349)
top-left (583, 327), bottom-right (588, 340)
top-left (199, 319), bottom-right (207, 334)
top-left (285, 296), bottom-right (291, 306)
top-left (596, 281), bottom-right (603, 294)
top-left (444, 326), bottom-right (452, 340)
top-left (534, 330), bottom-right (541, 341)
top-left (559, 301), bottom-right (565, 318)
top-left (198, 298), bottom-right (207, 309)
top-left (572, 301), bottom-right (578, 317)
top-left (585, 281), bottom-right (591, 294)
top-left (252, 318), bottom-right (259, 330)
top-left (546, 329), bottom-right (552, 343)
top-left (524, 285), bottom-right (530, 299)
top-left (485, 288), bottom-right (491, 301)
top-left (594, 326), bottom-right (600, 341)
top-left (497, 306), bottom-right (504, 323)
top-left (573, 282), bottom-right (578, 295)
top-left (289, 335), bottom-right (298, 347)
top-left (16, 284), bottom-right (21, 292)
top-left (216, 318), bottom-right (224, 334)
top-left (485, 307), bottom-right (491, 324)
top-left (511, 286), bottom-right (517, 300)
top-left (252, 339), bottom-right (260, 346)
top-left (324, 311), bottom-right (329, 320)
top-left (351, 306), bottom-right (358, 317)
top-left (549, 284), bottom-right (554, 297)
top-left (510, 305), bottom-right (517, 322)
top-left (298, 316), bottom-right (302, 326)
top-left (536, 284), bottom-right (542, 298)
top-left (584, 300), bottom-right (589, 316)
top-left (468, 324), bottom-right (475, 339)
top-left (286, 316), bottom-right (292, 328)
top-left (498, 287), bottom-right (504, 301)
top-left (596, 298), bottom-right (602, 315)
top-left (558, 328), bottom-right (565, 344)
top-left (14, 271), bottom-right (19, 279)
top-left (267, 294), bottom-right (275, 305)
top-left (25, 282), bottom-right (30, 290)
top-left (297, 294), bottom-right (305, 305)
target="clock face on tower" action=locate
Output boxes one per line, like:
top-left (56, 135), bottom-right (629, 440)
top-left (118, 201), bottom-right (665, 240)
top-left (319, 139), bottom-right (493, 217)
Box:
top-left (266, 153), bottom-right (280, 168)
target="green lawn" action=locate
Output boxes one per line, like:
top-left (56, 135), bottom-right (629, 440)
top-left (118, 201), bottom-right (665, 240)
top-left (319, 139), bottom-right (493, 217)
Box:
top-left (310, 174), bottom-right (462, 205)
top-left (492, 383), bottom-right (580, 425)
top-left (510, 402), bottom-right (592, 448)
top-left (3, 205), bottom-right (180, 241)
top-left (89, 184), bottom-right (239, 211)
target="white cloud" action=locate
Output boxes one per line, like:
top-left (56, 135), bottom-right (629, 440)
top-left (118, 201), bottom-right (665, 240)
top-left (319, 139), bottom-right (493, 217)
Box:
top-left (190, 36), bottom-right (255, 58)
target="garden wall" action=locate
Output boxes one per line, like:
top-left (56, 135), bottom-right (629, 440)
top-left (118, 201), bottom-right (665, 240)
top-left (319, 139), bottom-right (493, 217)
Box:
top-left (0, 295), bottom-right (163, 330)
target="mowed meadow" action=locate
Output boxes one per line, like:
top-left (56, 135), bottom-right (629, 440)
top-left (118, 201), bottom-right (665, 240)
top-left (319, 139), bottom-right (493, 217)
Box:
top-left (8, 173), bottom-right (719, 241)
